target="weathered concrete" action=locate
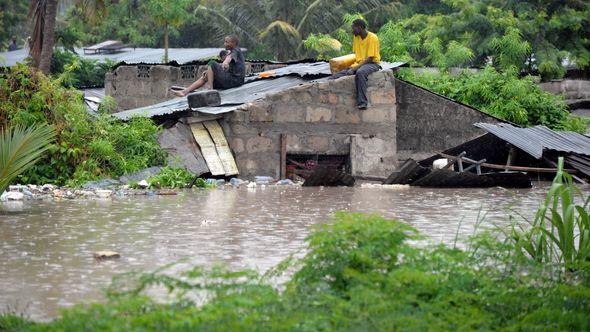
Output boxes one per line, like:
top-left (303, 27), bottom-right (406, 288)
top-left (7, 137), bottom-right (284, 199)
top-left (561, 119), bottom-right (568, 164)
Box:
top-left (395, 79), bottom-right (501, 162)
top-left (540, 79), bottom-right (590, 102)
top-left (105, 63), bottom-right (286, 111)
top-left (221, 71), bottom-right (398, 179)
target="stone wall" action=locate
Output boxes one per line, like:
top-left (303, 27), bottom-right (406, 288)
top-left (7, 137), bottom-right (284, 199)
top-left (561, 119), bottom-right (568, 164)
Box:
top-left (539, 79), bottom-right (590, 103)
top-left (221, 71), bottom-right (397, 179)
top-left (395, 79), bottom-right (501, 161)
top-left (105, 63), bottom-right (285, 111)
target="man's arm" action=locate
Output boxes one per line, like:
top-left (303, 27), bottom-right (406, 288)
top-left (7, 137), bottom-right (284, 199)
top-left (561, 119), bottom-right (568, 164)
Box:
top-left (348, 56), bottom-right (374, 74)
top-left (221, 51), bottom-right (233, 70)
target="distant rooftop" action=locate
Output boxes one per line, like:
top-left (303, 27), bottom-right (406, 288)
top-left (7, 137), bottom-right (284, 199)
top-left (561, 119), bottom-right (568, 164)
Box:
top-left (0, 47), bottom-right (226, 67)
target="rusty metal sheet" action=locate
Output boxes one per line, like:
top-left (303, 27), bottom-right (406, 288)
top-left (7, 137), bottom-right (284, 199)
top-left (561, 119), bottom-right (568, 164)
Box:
top-left (203, 121), bottom-right (239, 176)
top-left (475, 123), bottom-right (590, 159)
top-left (190, 123), bottom-right (225, 176)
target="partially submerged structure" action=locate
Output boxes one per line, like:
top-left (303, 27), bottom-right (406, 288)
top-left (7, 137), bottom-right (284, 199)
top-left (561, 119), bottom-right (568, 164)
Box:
top-left (110, 60), bottom-right (504, 181)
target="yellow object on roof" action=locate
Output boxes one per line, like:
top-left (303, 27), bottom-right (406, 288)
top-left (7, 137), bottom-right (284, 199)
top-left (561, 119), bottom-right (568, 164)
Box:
top-left (329, 54), bottom-right (356, 74)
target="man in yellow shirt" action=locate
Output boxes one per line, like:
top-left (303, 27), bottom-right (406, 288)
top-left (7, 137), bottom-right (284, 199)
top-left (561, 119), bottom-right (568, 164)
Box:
top-left (331, 19), bottom-right (381, 109)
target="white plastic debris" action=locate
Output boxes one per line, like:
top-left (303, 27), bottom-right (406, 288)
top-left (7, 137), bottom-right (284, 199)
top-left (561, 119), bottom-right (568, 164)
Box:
top-left (360, 183), bottom-right (410, 190)
top-left (433, 158), bottom-right (453, 170)
top-left (1, 191), bottom-right (24, 201)
top-left (138, 180), bottom-right (149, 188)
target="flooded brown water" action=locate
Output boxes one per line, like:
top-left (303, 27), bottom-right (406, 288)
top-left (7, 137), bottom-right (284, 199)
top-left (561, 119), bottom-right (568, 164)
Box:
top-left (0, 183), bottom-right (579, 320)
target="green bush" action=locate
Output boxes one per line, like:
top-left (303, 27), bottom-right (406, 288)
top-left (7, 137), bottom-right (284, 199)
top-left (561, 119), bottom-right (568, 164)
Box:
top-left (397, 66), bottom-right (588, 132)
top-left (146, 167), bottom-right (194, 189)
top-left (0, 64), bottom-right (166, 186)
top-left (50, 49), bottom-right (115, 88)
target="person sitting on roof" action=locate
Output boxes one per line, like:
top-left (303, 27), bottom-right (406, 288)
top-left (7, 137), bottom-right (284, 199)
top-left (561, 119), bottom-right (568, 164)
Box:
top-left (330, 19), bottom-right (381, 110)
top-left (8, 36), bottom-right (18, 51)
top-left (171, 36), bottom-right (245, 97)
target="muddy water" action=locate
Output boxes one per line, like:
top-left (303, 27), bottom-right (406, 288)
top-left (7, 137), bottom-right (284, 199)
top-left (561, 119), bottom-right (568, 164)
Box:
top-left (0, 184), bottom-right (571, 320)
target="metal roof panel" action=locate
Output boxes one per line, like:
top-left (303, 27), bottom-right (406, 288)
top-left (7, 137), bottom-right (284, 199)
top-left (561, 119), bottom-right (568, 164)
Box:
top-left (475, 123), bottom-right (590, 158)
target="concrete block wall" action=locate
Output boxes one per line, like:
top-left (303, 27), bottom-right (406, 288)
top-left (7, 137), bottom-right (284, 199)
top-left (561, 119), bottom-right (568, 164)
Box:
top-left (539, 79), bottom-right (590, 101)
top-left (221, 71), bottom-right (398, 179)
top-left (395, 79), bottom-right (501, 161)
top-left (105, 63), bottom-right (281, 111)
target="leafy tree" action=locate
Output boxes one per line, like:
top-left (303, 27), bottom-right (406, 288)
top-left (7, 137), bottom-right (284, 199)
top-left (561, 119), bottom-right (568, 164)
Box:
top-left (144, 0), bottom-right (191, 63)
top-left (0, 0), bottom-right (28, 51)
top-left (198, 0), bottom-right (399, 61)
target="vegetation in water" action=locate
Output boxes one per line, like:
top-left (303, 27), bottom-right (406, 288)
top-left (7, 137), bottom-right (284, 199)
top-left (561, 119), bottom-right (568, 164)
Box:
top-left (0, 64), bottom-right (166, 187)
top-left (510, 157), bottom-right (590, 273)
top-left (2, 168), bottom-right (589, 330)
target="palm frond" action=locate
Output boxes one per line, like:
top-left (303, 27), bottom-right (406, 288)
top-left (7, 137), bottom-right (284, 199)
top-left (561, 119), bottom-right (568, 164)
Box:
top-left (195, 5), bottom-right (259, 47)
top-left (259, 20), bottom-right (301, 42)
top-left (0, 124), bottom-right (56, 193)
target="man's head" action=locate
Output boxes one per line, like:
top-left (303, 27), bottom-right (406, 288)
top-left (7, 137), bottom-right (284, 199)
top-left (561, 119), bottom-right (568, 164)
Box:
top-left (224, 35), bottom-right (239, 50)
top-left (351, 19), bottom-right (367, 36)
top-left (11, 36), bottom-right (16, 43)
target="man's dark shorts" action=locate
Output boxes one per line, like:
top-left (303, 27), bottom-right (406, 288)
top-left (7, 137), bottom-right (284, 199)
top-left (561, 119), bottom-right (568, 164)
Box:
top-left (210, 62), bottom-right (244, 90)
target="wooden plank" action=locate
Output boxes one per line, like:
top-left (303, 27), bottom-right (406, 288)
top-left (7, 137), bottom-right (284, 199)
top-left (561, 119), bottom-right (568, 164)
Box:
top-left (182, 114), bottom-right (222, 124)
top-left (280, 134), bottom-right (287, 179)
top-left (438, 152), bottom-right (578, 173)
top-left (190, 123), bottom-right (225, 176)
top-left (203, 121), bottom-right (239, 176)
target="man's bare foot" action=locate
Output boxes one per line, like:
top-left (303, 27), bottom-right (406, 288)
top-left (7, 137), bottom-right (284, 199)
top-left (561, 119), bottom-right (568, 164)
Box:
top-left (171, 89), bottom-right (186, 97)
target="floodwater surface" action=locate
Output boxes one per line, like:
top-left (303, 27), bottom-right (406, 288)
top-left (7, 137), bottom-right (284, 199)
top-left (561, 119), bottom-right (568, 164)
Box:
top-left (0, 183), bottom-right (579, 320)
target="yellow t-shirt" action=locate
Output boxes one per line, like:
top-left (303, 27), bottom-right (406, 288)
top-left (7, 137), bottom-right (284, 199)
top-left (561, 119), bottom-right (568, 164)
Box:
top-left (352, 31), bottom-right (381, 66)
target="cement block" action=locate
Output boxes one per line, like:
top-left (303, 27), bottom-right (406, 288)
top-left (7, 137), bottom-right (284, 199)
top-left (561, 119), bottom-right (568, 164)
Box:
top-left (334, 109), bottom-right (361, 124)
top-left (231, 138), bottom-right (245, 153)
top-left (286, 134), bottom-right (301, 151)
top-left (249, 102), bottom-right (273, 122)
top-left (305, 106), bottom-right (332, 122)
top-left (306, 136), bottom-right (329, 151)
top-left (369, 90), bottom-right (396, 104)
top-left (350, 135), bottom-right (396, 177)
top-left (275, 106), bottom-right (305, 123)
top-left (246, 136), bottom-right (274, 153)
top-left (361, 107), bottom-right (393, 123)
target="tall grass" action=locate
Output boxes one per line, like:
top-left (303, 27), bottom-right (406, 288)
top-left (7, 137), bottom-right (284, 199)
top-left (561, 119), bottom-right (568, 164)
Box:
top-left (0, 124), bottom-right (55, 193)
top-left (511, 157), bottom-right (590, 272)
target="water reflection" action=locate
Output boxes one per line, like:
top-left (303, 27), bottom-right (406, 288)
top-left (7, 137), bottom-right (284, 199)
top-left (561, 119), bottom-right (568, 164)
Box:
top-left (0, 183), bottom-right (583, 320)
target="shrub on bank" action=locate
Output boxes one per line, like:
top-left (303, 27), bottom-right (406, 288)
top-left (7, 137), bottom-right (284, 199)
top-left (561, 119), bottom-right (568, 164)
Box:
top-left (0, 64), bottom-right (166, 186)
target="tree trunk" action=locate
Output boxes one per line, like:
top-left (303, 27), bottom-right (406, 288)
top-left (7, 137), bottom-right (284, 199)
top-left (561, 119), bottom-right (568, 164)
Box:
top-left (38, 0), bottom-right (57, 75)
top-left (164, 23), bottom-right (169, 63)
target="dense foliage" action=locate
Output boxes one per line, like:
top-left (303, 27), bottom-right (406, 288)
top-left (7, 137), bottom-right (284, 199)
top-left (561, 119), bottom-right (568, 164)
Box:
top-left (396, 66), bottom-right (588, 132)
top-left (50, 49), bottom-right (115, 88)
top-left (0, 0), bottom-right (28, 51)
top-left (3, 204), bottom-right (589, 330)
top-left (0, 65), bottom-right (166, 186)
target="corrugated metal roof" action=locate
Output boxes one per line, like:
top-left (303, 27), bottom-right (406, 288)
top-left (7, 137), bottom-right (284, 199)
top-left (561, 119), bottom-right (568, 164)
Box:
top-left (475, 123), bottom-right (590, 158)
top-left (114, 61), bottom-right (406, 120)
top-left (114, 76), bottom-right (314, 120)
top-left (0, 47), bottom-right (225, 67)
top-left (247, 61), bottom-right (407, 81)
